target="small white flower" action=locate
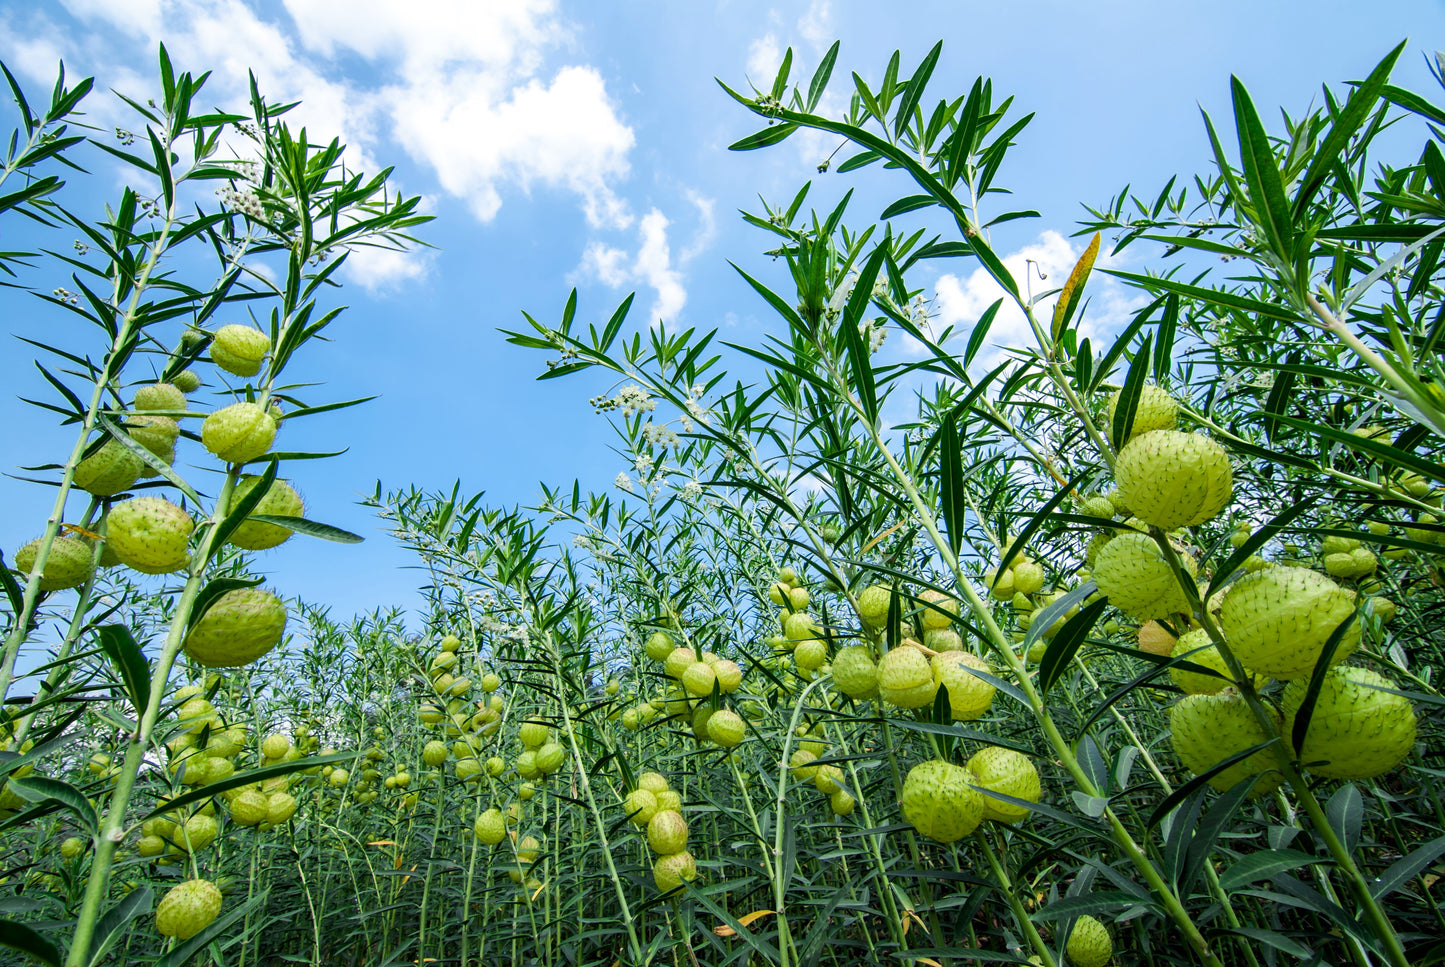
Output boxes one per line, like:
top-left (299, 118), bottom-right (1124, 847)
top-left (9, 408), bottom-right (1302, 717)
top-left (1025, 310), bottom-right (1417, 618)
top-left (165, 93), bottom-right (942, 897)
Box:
top-left (615, 472), bottom-right (634, 493)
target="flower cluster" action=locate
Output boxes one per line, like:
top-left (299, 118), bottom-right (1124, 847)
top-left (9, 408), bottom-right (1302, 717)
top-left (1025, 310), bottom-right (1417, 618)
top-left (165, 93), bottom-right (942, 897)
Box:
top-left (641, 422), bottom-right (679, 449)
top-left (216, 185), bottom-right (266, 220)
top-left (591, 383), bottom-right (657, 417)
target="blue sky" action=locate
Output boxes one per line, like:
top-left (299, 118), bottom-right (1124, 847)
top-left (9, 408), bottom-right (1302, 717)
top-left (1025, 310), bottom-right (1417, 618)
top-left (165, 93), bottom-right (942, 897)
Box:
top-left (3, 0), bottom-right (1444, 639)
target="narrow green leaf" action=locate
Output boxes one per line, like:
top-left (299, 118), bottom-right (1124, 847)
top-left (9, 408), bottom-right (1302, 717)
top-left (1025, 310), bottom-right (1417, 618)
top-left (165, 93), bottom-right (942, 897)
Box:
top-left (1231, 76), bottom-right (1294, 261)
top-left (1371, 833), bottom-right (1445, 900)
top-left (1031, 892), bottom-right (1143, 921)
top-left (153, 893), bottom-right (266, 967)
top-left (85, 886), bottom-right (154, 967)
top-left (1218, 849), bottom-right (1320, 891)
top-left (938, 413), bottom-right (965, 559)
top-left (729, 123), bottom-right (798, 151)
top-left (6, 775), bottom-right (97, 834)
top-left (1325, 783), bottom-right (1363, 856)
top-left (879, 194), bottom-right (937, 219)
top-left (1038, 599), bottom-right (1108, 695)
top-left (893, 41), bottom-right (942, 140)
top-left (0, 919), bottom-right (60, 967)
top-left (184, 576), bottom-right (266, 634)
top-left (962, 299), bottom-right (1002, 369)
top-left (1153, 293), bottom-right (1178, 380)
top-left (96, 624), bottom-right (151, 713)
top-left (246, 515), bottom-right (363, 544)
top-left (1147, 752), bottom-right (1277, 829)
top-left (1111, 331), bottom-right (1153, 451)
top-left (1294, 42), bottom-right (1404, 216)
top-left (806, 41), bottom-right (840, 113)
top-left (211, 457), bottom-right (279, 551)
top-left (1105, 270), bottom-right (1305, 322)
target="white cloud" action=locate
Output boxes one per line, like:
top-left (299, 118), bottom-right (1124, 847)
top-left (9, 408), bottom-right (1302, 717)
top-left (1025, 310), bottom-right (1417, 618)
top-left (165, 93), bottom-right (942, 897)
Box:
top-left (747, 33), bottom-right (782, 86)
top-left (340, 244), bottom-right (432, 293)
top-left (574, 204), bottom-right (706, 324)
top-left (635, 209), bottom-right (686, 322)
top-left (386, 64), bottom-right (634, 229)
top-left (578, 241), bottom-right (630, 287)
top-left (931, 230), bottom-right (1143, 374)
top-left (679, 190), bottom-right (716, 263)
top-left (796, 0), bottom-right (833, 52)
top-left (28, 0), bottom-right (636, 248)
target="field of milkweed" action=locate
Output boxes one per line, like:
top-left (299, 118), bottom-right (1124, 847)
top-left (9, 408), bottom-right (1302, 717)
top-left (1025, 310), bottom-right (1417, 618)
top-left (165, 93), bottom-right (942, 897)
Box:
top-left (2, 35), bottom-right (1443, 967)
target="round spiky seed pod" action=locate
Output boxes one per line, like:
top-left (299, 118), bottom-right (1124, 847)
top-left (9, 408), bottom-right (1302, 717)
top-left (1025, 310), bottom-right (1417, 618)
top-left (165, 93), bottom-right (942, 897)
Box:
top-left (1011, 561), bottom-right (1045, 595)
top-left (183, 589), bottom-right (287, 667)
top-left (1282, 667), bottom-right (1416, 779)
top-left (637, 772), bottom-right (669, 795)
top-left (172, 369), bottom-right (202, 393)
top-left (708, 710), bottom-right (745, 749)
top-left (626, 788), bottom-right (659, 826)
top-left (1093, 532), bottom-right (1196, 620)
top-left (647, 809), bottom-right (689, 855)
top-left (179, 813), bottom-right (218, 852)
top-left (809, 763), bottom-right (841, 795)
top-left (74, 438), bottom-right (144, 496)
top-left (653, 850), bottom-right (697, 890)
top-left (229, 789), bottom-right (268, 827)
top-left (474, 808), bottom-right (506, 844)
top-left (14, 535), bottom-right (94, 591)
top-left (228, 477), bottom-right (304, 551)
top-left (135, 382), bottom-right (188, 412)
top-left (932, 652), bottom-right (995, 721)
top-left (202, 402), bottom-right (277, 464)
top-left (663, 647), bottom-right (697, 680)
top-left (1108, 383), bottom-right (1178, 441)
top-left (856, 584), bottom-right (891, 628)
top-left (210, 324), bottom-right (270, 377)
top-left (917, 589), bottom-right (958, 630)
top-left (423, 741), bottom-right (449, 767)
top-left (788, 749), bottom-right (819, 782)
top-left (156, 879), bottom-right (223, 940)
top-left (783, 610), bottom-right (821, 642)
top-left (644, 631), bottom-right (674, 661)
top-left (878, 645), bottom-right (938, 709)
top-left (1115, 430), bottom-right (1232, 529)
top-left (1066, 914), bottom-right (1113, 967)
top-left (1218, 567), bottom-right (1359, 679)
top-left (534, 742), bottom-right (565, 774)
top-left (106, 497), bottom-right (194, 573)
top-left (967, 747), bottom-right (1041, 824)
top-left (682, 662), bottom-right (716, 698)
top-left (261, 734), bottom-right (290, 760)
top-left (794, 639), bottom-right (826, 672)
top-left (518, 719), bottom-right (550, 749)
top-left (1169, 690), bottom-right (1281, 796)
top-left (714, 659), bottom-right (743, 693)
top-left (900, 760), bottom-right (983, 843)
top-left (1167, 629), bottom-right (1263, 695)
top-left (124, 414), bottom-right (180, 458)
top-left (829, 789), bottom-right (856, 816)
top-left (831, 646), bottom-right (879, 700)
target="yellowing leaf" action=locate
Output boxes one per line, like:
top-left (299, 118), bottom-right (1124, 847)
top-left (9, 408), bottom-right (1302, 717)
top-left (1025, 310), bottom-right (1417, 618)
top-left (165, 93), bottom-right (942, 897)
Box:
top-left (1051, 231), bottom-right (1101, 341)
top-left (713, 910), bottom-right (776, 937)
top-left (367, 840), bottom-right (397, 847)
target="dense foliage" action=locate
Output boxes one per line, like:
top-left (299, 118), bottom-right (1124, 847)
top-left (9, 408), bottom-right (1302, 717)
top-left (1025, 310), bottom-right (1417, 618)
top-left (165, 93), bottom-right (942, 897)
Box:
top-left (2, 39), bottom-right (1442, 967)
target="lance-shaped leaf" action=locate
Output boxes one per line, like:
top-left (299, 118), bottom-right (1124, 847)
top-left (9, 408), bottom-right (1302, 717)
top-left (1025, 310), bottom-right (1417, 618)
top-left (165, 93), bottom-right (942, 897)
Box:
top-left (1052, 231), bottom-right (1100, 341)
